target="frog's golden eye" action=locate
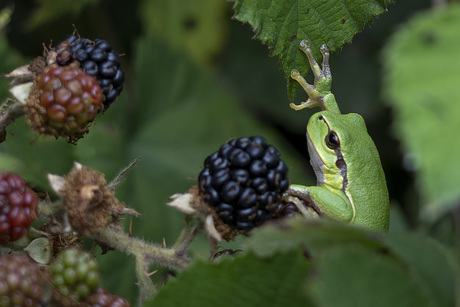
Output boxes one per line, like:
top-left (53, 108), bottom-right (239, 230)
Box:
top-left (326, 131), bottom-right (340, 149)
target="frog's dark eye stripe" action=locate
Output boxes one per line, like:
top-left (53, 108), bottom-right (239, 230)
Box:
top-left (326, 131), bottom-right (340, 149)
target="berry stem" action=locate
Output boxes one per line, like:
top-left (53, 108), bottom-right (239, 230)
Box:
top-left (172, 215), bottom-right (203, 257)
top-left (0, 99), bottom-right (25, 143)
top-left (135, 253), bottom-right (156, 301)
top-left (91, 224), bottom-right (192, 302)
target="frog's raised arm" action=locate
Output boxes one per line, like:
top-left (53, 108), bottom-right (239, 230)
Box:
top-left (290, 40), bottom-right (340, 114)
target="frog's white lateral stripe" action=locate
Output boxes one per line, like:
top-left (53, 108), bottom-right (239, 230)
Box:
top-left (306, 133), bottom-right (325, 185)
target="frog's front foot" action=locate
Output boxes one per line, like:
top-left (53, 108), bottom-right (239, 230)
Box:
top-left (290, 40), bottom-right (333, 111)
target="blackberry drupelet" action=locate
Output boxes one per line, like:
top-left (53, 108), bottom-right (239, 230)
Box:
top-left (0, 172), bottom-right (39, 243)
top-left (198, 136), bottom-right (289, 231)
top-left (54, 34), bottom-right (124, 110)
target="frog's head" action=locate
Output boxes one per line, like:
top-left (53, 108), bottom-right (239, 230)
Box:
top-left (306, 111), bottom-right (368, 189)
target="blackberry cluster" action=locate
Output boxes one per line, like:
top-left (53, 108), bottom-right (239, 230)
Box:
top-left (54, 34), bottom-right (124, 110)
top-left (198, 136), bottom-right (289, 231)
top-left (50, 248), bottom-right (100, 301)
top-left (0, 254), bottom-right (46, 306)
top-left (0, 172), bottom-right (39, 243)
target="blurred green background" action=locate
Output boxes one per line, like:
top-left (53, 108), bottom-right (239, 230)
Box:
top-left (2, 0), bottom-right (455, 304)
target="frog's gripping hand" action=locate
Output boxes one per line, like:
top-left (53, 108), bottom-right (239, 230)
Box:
top-left (290, 40), bottom-right (337, 112)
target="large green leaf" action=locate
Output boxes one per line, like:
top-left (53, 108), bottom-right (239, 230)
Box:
top-left (307, 245), bottom-right (432, 307)
top-left (146, 250), bottom-right (312, 307)
top-left (231, 0), bottom-right (393, 100)
top-left (382, 4), bottom-right (460, 221)
top-left (243, 218), bottom-right (457, 306)
top-left (147, 219), bottom-right (457, 306)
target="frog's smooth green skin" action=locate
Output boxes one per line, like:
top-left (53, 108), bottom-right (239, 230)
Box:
top-left (288, 40), bottom-right (389, 231)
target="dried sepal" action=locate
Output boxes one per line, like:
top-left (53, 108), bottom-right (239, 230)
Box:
top-left (9, 82), bottom-right (32, 105)
top-left (167, 193), bottom-right (196, 215)
top-left (47, 173), bottom-right (66, 196)
top-left (25, 237), bottom-right (52, 264)
top-left (205, 214), bottom-right (222, 242)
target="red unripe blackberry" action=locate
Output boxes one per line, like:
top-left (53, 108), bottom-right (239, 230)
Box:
top-left (199, 136), bottom-right (289, 231)
top-left (37, 67), bottom-right (102, 127)
top-left (53, 35), bottom-right (124, 110)
top-left (0, 172), bottom-right (39, 243)
top-left (0, 254), bottom-right (47, 306)
top-left (26, 66), bottom-right (103, 143)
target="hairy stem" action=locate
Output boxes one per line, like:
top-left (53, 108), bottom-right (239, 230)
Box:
top-left (91, 225), bottom-right (192, 301)
top-left (0, 100), bottom-right (25, 143)
top-left (135, 253), bottom-right (156, 301)
top-left (172, 216), bottom-right (203, 257)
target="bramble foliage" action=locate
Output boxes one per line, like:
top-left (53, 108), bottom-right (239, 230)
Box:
top-left (1, 0), bottom-right (459, 306)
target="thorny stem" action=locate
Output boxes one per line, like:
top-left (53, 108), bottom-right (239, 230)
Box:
top-left (91, 225), bottom-right (192, 301)
top-left (0, 100), bottom-right (25, 143)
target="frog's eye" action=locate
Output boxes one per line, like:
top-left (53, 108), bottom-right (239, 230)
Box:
top-left (326, 131), bottom-right (340, 149)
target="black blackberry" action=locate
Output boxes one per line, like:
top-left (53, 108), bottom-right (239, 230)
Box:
top-left (199, 136), bottom-right (289, 231)
top-left (53, 35), bottom-right (124, 110)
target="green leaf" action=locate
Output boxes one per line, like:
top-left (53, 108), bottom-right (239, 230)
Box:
top-left (140, 0), bottom-right (230, 66)
top-left (382, 4), bottom-right (460, 221)
top-left (231, 0), bottom-right (393, 101)
top-left (244, 219), bottom-right (458, 306)
top-left (381, 233), bottom-right (458, 307)
top-left (242, 218), bottom-right (386, 257)
top-left (307, 245), bottom-right (432, 307)
top-left (146, 250), bottom-right (311, 307)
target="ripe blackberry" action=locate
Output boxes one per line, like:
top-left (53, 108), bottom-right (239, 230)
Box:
top-left (198, 136), bottom-right (289, 231)
top-left (25, 66), bottom-right (103, 143)
top-left (0, 254), bottom-right (47, 306)
top-left (50, 248), bottom-right (100, 301)
top-left (53, 34), bottom-right (124, 110)
top-left (86, 287), bottom-right (130, 307)
top-left (0, 172), bottom-right (39, 243)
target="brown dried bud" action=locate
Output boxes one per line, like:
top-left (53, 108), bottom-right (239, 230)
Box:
top-left (58, 165), bottom-right (125, 236)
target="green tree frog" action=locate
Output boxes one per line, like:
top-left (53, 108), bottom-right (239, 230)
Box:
top-left (287, 40), bottom-right (389, 231)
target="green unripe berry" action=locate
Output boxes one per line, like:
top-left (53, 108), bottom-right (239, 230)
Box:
top-left (50, 248), bottom-right (100, 301)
